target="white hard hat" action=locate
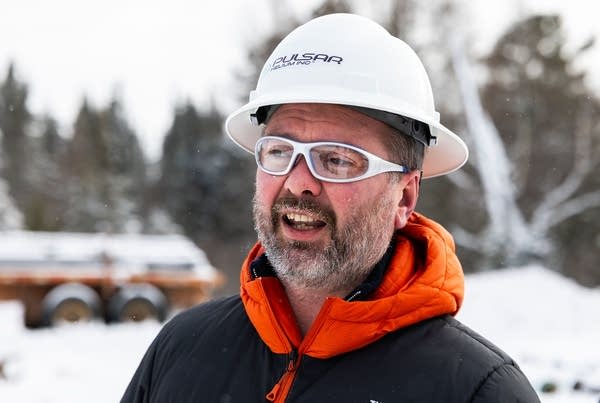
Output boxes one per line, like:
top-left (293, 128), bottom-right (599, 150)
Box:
top-left (225, 13), bottom-right (468, 178)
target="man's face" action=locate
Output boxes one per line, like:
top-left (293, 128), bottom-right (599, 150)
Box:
top-left (253, 103), bottom-right (419, 294)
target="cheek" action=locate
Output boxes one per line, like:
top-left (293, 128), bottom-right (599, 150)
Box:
top-left (336, 192), bottom-right (358, 208)
top-left (326, 185), bottom-right (362, 218)
top-left (255, 170), bottom-right (283, 207)
top-left (331, 181), bottom-right (395, 221)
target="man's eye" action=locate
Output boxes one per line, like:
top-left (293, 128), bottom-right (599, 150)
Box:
top-left (328, 155), bottom-right (355, 167)
top-left (322, 152), bottom-right (361, 171)
top-left (267, 147), bottom-right (292, 158)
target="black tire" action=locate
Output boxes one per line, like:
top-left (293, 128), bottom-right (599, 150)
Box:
top-left (108, 284), bottom-right (168, 323)
top-left (41, 283), bottom-right (102, 326)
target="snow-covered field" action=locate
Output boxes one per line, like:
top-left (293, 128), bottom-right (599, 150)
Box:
top-left (1, 265), bottom-right (599, 403)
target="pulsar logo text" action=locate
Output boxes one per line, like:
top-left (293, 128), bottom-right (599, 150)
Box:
top-left (270, 52), bottom-right (343, 70)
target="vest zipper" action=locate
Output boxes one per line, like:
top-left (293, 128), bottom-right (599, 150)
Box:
top-left (266, 348), bottom-right (299, 402)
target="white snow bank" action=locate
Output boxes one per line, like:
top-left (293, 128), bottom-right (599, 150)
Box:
top-left (0, 302), bottom-right (161, 403)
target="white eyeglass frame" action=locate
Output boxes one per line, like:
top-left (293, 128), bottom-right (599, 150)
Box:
top-left (255, 136), bottom-right (409, 183)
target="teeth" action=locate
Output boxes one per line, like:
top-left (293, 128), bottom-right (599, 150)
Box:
top-left (286, 213), bottom-right (316, 223)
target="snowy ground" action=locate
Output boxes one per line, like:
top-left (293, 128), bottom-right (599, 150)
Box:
top-left (1, 265), bottom-right (599, 403)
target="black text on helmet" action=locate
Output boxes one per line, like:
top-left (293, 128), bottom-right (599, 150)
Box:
top-left (270, 52), bottom-right (343, 71)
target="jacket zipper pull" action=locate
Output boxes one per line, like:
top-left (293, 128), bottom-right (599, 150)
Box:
top-left (266, 349), bottom-right (299, 402)
top-left (266, 383), bottom-right (280, 402)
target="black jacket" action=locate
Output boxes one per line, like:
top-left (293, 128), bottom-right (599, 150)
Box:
top-left (122, 296), bottom-right (539, 402)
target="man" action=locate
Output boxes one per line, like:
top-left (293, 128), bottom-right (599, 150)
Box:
top-left (122, 14), bottom-right (540, 402)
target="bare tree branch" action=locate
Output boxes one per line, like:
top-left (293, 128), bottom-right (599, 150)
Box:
top-left (547, 190), bottom-right (600, 229)
top-left (449, 32), bottom-right (530, 248)
top-left (530, 106), bottom-right (594, 233)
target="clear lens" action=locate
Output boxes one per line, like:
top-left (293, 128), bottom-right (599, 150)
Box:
top-left (310, 145), bottom-right (368, 179)
top-left (256, 138), bottom-right (294, 173)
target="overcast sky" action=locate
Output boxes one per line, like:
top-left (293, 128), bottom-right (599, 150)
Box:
top-left (1, 0), bottom-right (598, 160)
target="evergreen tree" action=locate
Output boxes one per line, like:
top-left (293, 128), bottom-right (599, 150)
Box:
top-left (157, 101), bottom-right (256, 295)
top-left (159, 102), bottom-right (254, 243)
top-left (0, 64), bottom-right (74, 231)
top-left (0, 63), bottom-right (31, 201)
top-left (63, 97), bottom-right (147, 232)
top-left (22, 116), bottom-right (68, 230)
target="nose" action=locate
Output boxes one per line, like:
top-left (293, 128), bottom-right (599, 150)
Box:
top-left (284, 155), bottom-right (323, 197)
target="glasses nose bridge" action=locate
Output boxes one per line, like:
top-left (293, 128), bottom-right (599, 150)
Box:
top-left (288, 141), bottom-right (314, 171)
top-left (289, 142), bottom-right (315, 176)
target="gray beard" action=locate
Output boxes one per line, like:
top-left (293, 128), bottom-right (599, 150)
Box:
top-left (253, 192), bottom-right (396, 294)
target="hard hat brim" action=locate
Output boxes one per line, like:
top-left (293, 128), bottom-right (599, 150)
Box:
top-left (225, 87), bottom-right (468, 179)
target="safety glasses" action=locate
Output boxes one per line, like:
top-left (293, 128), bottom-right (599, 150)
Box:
top-left (255, 136), bottom-right (408, 183)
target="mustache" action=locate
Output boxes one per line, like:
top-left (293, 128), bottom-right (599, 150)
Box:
top-left (271, 196), bottom-right (336, 226)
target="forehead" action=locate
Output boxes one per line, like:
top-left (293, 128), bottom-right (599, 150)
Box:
top-left (264, 103), bottom-right (395, 152)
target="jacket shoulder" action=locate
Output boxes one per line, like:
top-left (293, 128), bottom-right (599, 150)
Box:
top-left (154, 294), bottom-right (251, 357)
top-left (438, 315), bottom-right (516, 365)
top-left (436, 315), bottom-right (540, 402)
top-left (163, 294), bottom-right (245, 334)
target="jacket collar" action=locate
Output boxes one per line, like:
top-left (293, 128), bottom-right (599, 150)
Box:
top-left (240, 212), bottom-right (464, 358)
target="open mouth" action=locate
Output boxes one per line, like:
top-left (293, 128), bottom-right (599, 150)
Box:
top-left (282, 212), bottom-right (327, 231)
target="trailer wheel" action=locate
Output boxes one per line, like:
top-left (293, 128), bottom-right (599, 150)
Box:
top-left (108, 284), bottom-right (168, 323)
top-left (41, 283), bottom-right (102, 326)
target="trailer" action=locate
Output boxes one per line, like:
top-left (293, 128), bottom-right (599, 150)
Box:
top-left (0, 231), bottom-right (224, 327)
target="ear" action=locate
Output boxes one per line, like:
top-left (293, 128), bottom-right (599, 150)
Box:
top-left (394, 171), bottom-right (421, 229)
